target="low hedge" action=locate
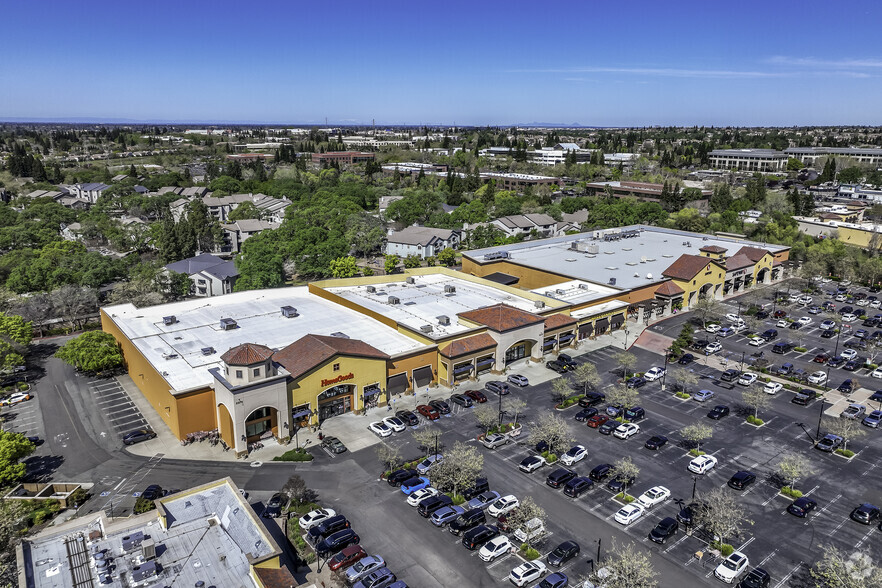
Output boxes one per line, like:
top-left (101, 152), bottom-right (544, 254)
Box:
top-left (521, 544), bottom-right (540, 560)
top-left (541, 451), bottom-right (558, 464)
top-left (273, 449), bottom-right (314, 462)
top-left (794, 347), bottom-right (808, 353)
top-left (710, 541), bottom-right (735, 557)
top-left (556, 395), bottom-right (581, 409)
top-left (746, 415), bottom-right (764, 426)
top-left (615, 492), bottom-right (635, 503)
top-left (449, 494), bottom-right (466, 505)
top-left (780, 486), bottom-right (803, 498)
top-left (689, 449), bottom-right (706, 457)
top-left (288, 526), bottom-right (316, 564)
top-left (675, 392), bottom-right (691, 399)
top-left (835, 448), bottom-right (855, 458)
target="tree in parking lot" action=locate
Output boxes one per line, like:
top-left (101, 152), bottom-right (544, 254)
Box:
top-left (610, 456), bottom-right (640, 492)
top-left (600, 539), bottom-right (659, 588)
top-left (411, 424), bottom-right (443, 456)
top-left (0, 313), bottom-right (32, 371)
top-left (673, 369), bottom-right (698, 395)
top-left (810, 545), bottom-right (882, 588)
top-left (693, 296), bottom-right (721, 328)
top-left (606, 383), bottom-right (639, 411)
top-left (679, 422), bottom-right (713, 453)
top-left (741, 386), bottom-right (772, 420)
top-left (375, 442), bottom-right (403, 474)
top-left (54, 331), bottom-right (124, 375)
top-left (823, 416), bottom-right (867, 452)
top-left (527, 411), bottom-right (573, 456)
top-left (503, 495), bottom-right (547, 548)
top-left (282, 474), bottom-right (316, 507)
top-left (615, 351), bottom-right (637, 380)
top-left (503, 397), bottom-right (527, 426)
top-left (0, 430), bottom-right (34, 488)
top-left (696, 488), bottom-right (753, 546)
top-left (776, 452), bottom-right (815, 493)
top-left (551, 376), bottom-right (574, 405)
top-left (430, 441), bottom-right (483, 497)
top-left (571, 362), bottom-right (601, 394)
top-left (473, 403), bottom-right (498, 435)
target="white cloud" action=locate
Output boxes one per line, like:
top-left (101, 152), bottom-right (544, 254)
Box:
top-left (767, 56), bottom-right (882, 68)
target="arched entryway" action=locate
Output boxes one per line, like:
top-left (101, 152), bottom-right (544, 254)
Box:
top-left (217, 402), bottom-right (234, 448)
top-left (757, 267), bottom-right (770, 284)
top-left (245, 406), bottom-right (278, 442)
top-left (698, 283), bottom-right (714, 300)
top-left (504, 340), bottom-right (535, 366)
top-left (317, 384), bottom-right (355, 422)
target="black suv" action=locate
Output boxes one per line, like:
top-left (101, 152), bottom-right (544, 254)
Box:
top-left (772, 341), bottom-right (794, 354)
top-left (677, 353), bottom-right (695, 365)
top-left (563, 476), bottom-right (594, 498)
top-left (141, 485), bottom-right (164, 501)
top-left (850, 503), bottom-right (880, 525)
top-left (648, 517), bottom-right (679, 544)
top-left (428, 399), bottom-right (451, 414)
top-left (462, 477), bottom-right (489, 500)
top-left (315, 529), bottom-right (359, 558)
top-left (449, 508), bottom-right (486, 536)
top-left (461, 524), bottom-right (499, 550)
top-left (792, 389), bottom-right (818, 405)
top-left (720, 369), bottom-right (741, 382)
top-left (418, 495), bottom-right (453, 517)
top-left (557, 354), bottom-right (577, 369)
top-left (728, 471), bottom-right (756, 490)
top-left (588, 463), bottom-right (613, 481)
top-left (307, 515), bottom-right (350, 543)
top-left (545, 468), bottom-right (576, 489)
top-left (761, 329), bottom-right (778, 341)
top-left (578, 392), bottom-right (605, 408)
top-left (546, 360), bottom-right (569, 374)
top-left (395, 410), bottom-right (419, 426)
top-left (737, 568), bottom-right (771, 588)
top-left (387, 468), bottom-right (418, 486)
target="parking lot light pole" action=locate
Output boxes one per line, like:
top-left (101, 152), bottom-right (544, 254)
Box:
top-left (691, 476), bottom-right (698, 500)
top-left (815, 399), bottom-right (827, 440)
top-left (596, 538), bottom-right (602, 564)
top-left (795, 422), bottom-right (814, 443)
top-left (661, 350), bottom-right (670, 392)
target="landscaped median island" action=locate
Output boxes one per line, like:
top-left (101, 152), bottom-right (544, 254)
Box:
top-left (273, 448), bottom-right (315, 462)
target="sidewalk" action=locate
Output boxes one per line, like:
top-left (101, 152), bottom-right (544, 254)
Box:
top-left (122, 321), bottom-right (651, 462)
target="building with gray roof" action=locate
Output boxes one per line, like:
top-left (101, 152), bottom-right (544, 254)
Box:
top-left (165, 253), bottom-right (239, 297)
top-left (385, 226), bottom-right (461, 259)
top-left (708, 148), bottom-right (787, 172)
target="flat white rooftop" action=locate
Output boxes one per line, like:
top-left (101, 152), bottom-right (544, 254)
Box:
top-left (325, 274), bottom-right (545, 340)
top-left (465, 226), bottom-right (789, 290)
top-left (529, 279), bottom-right (620, 306)
top-left (104, 287), bottom-right (424, 393)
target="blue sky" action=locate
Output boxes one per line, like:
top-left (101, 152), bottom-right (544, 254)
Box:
top-left (3, 0), bottom-right (882, 125)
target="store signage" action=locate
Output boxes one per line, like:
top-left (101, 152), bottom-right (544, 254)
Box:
top-left (321, 373), bottom-right (354, 387)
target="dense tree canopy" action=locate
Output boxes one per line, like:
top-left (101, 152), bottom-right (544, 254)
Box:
top-left (54, 331), bottom-right (124, 374)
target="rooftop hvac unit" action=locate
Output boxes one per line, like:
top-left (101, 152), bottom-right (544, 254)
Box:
top-left (280, 305), bottom-right (298, 318)
top-left (406, 277), bottom-right (415, 284)
top-left (219, 318), bottom-right (237, 330)
top-left (556, 289), bottom-right (566, 294)
top-left (578, 283), bottom-right (588, 290)
top-left (420, 324), bottom-right (433, 333)
top-left (444, 285), bottom-right (456, 293)
top-left (162, 316), bottom-right (176, 325)
top-left (647, 273), bottom-right (653, 279)
top-left (141, 538), bottom-right (156, 561)
top-left (437, 315), bottom-right (450, 326)
top-left (570, 241), bottom-right (579, 250)
top-left (131, 561), bottom-right (158, 582)
top-left (201, 347), bottom-right (215, 356)
top-left (388, 296), bottom-right (400, 305)
top-left (122, 532), bottom-right (145, 551)
top-left (609, 277), bottom-right (617, 285)
top-left (330, 332), bottom-right (350, 339)
top-left (686, 242), bottom-right (692, 247)
top-left (366, 285), bottom-right (376, 293)
top-left (534, 300), bottom-right (545, 309)
top-left (586, 244), bottom-right (600, 254)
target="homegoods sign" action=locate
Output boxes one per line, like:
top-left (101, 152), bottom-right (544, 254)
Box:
top-left (321, 373), bottom-right (354, 387)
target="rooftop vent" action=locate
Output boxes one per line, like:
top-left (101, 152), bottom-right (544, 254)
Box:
top-left (605, 266), bottom-right (618, 270)
top-left (556, 289), bottom-right (566, 295)
top-left (406, 277), bottom-right (415, 284)
top-left (586, 244), bottom-right (600, 254)
top-left (578, 283), bottom-right (589, 290)
top-left (388, 296), bottom-right (400, 305)
top-left (444, 285), bottom-right (456, 293)
top-left (366, 285), bottom-right (376, 293)
top-left (647, 273), bottom-right (653, 279)
top-left (201, 347), bottom-right (215, 356)
top-left (219, 318), bottom-right (237, 330)
top-left (626, 262), bottom-right (638, 266)
top-left (484, 251), bottom-right (510, 261)
top-left (437, 315), bottom-right (450, 326)
top-left (162, 316), bottom-right (176, 325)
top-left (280, 305), bottom-right (298, 318)
top-left (131, 561), bottom-right (158, 582)
top-left (535, 300), bottom-right (545, 309)
top-left (162, 352), bottom-right (178, 360)
top-left (570, 241), bottom-right (579, 250)
top-left (330, 332), bottom-right (350, 339)
top-left (419, 324), bottom-right (433, 333)
top-left (609, 277), bottom-right (617, 285)
top-left (122, 532), bottom-right (145, 551)
top-left (141, 538), bottom-right (156, 561)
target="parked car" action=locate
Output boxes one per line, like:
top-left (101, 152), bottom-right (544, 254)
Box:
top-left (386, 468), bottom-right (418, 487)
top-left (840, 403), bottom-right (866, 419)
top-left (449, 393), bottom-right (473, 408)
top-left (488, 495), bottom-right (520, 517)
top-left (715, 551), bottom-right (750, 584)
top-left (705, 341), bottom-right (723, 354)
top-left (720, 369), bottom-right (741, 382)
top-left (688, 455), bottom-right (718, 474)
top-left (850, 503), bottom-right (880, 524)
top-left (478, 535), bottom-right (512, 562)
top-left (395, 410), bottom-right (419, 426)
top-left (519, 455), bottom-right (547, 473)
top-left (509, 561), bottom-right (548, 587)
top-left (586, 414), bottom-right (611, 428)
top-left (787, 496), bottom-right (818, 518)
top-left (574, 407), bottom-right (598, 422)
top-left (298, 508), bottom-right (337, 530)
top-left (678, 353), bottom-right (696, 365)
top-left (816, 433), bottom-right (843, 452)
top-left (807, 371), bottom-right (827, 385)
top-left (415, 404), bottom-right (440, 420)
top-left (636, 486), bottom-right (671, 508)
top-left (416, 454), bottom-right (443, 474)
top-left (123, 429), bottom-right (156, 445)
top-left (614, 503), bottom-right (645, 526)
top-left (792, 389), bottom-right (819, 405)
top-left (485, 381), bottom-right (509, 395)
top-left (368, 421), bottom-right (392, 437)
top-left (625, 376), bottom-right (646, 389)
top-left (547, 540), bottom-right (580, 567)
top-left (507, 374), bottom-right (529, 387)
top-left (546, 360), bottom-right (569, 374)
top-left (321, 435), bottom-right (348, 454)
top-left (141, 484), bottom-right (164, 501)
top-left (737, 568), bottom-right (771, 588)
top-left (560, 445), bottom-right (587, 466)
top-left (382, 416), bottom-right (406, 432)
top-left (557, 354), bottom-right (577, 369)
top-left (728, 471), bottom-right (756, 490)
top-left (406, 486), bottom-right (438, 505)
top-left (644, 367), bottom-right (666, 381)
top-left (465, 389), bottom-right (488, 403)
top-left (466, 490), bottom-right (501, 510)
top-left (648, 517), bottom-right (679, 544)
top-left (482, 433), bottom-right (510, 449)
top-left (315, 529), bottom-right (360, 558)
top-left (613, 423), bottom-right (640, 439)
top-left (693, 389), bottom-right (715, 402)
top-left (862, 410), bottom-right (882, 428)
top-left (306, 514), bottom-right (350, 542)
top-left (448, 508), bottom-right (486, 536)
top-left (644, 435), bottom-right (668, 450)
top-left (344, 555), bottom-right (386, 584)
top-left (417, 494), bottom-right (453, 517)
top-left (588, 463), bottom-right (613, 481)
top-left (428, 399), bottom-right (451, 414)
top-left (328, 544), bottom-right (366, 571)
top-left (353, 568), bottom-right (395, 588)
top-left (738, 373), bottom-right (758, 386)
top-left (546, 468), bottom-right (577, 489)
top-left (579, 391), bottom-right (606, 407)
top-left (430, 504), bottom-right (465, 527)
top-left (461, 524), bottom-right (500, 550)
top-left (563, 476), bottom-right (594, 498)
top-left (708, 405), bottom-right (730, 420)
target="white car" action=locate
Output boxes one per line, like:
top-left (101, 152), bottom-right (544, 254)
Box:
top-left (807, 371), bottom-right (827, 385)
top-left (560, 444), bottom-right (587, 466)
top-left (776, 319), bottom-right (789, 328)
top-left (872, 300), bottom-right (881, 309)
top-left (799, 296), bottom-right (813, 305)
top-left (636, 486), bottom-right (671, 508)
top-left (788, 293), bottom-right (802, 303)
top-left (518, 455), bottom-right (547, 473)
top-left (764, 382), bottom-right (783, 395)
top-left (738, 373), bottom-right (758, 386)
top-left (835, 294), bottom-right (847, 302)
top-left (644, 367), bottom-right (666, 381)
top-left (0, 392), bottom-right (31, 406)
top-left (406, 487), bottom-right (438, 506)
top-left (368, 421), bottom-right (392, 437)
top-left (872, 367), bottom-right (882, 379)
top-left (857, 298), bottom-right (869, 306)
top-left (488, 494), bottom-right (520, 517)
top-left (841, 349), bottom-right (858, 360)
top-left (614, 503), bottom-right (645, 525)
top-left (748, 336), bottom-right (764, 346)
top-left (821, 277), bottom-right (832, 283)
top-left (797, 316), bottom-right (812, 325)
top-left (382, 416), bottom-right (406, 432)
top-left (725, 313), bottom-right (744, 324)
top-left (478, 535), bottom-right (512, 562)
top-left (509, 561), bottom-right (548, 587)
top-left (705, 341), bottom-right (723, 354)
top-left (688, 454), bottom-right (718, 474)
top-left (820, 320), bottom-right (836, 330)
top-left (298, 508), bottom-right (337, 530)
top-left (613, 423), bottom-right (640, 439)
top-left (842, 313), bottom-right (858, 322)
top-left (706, 324), bottom-right (721, 334)
top-left (714, 551), bottom-right (749, 584)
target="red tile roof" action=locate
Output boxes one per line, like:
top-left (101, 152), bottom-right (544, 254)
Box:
top-left (457, 304), bottom-right (544, 332)
top-left (440, 333), bottom-right (497, 358)
top-left (725, 253), bottom-right (755, 271)
top-left (254, 566), bottom-right (297, 588)
top-left (544, 313), bottom-right (577, 330)
top-left (655, 281), bottom-right (685, 296)
top-left (273, 334), bottom-right (389, 380)
top-left (220, 343), bottom-right (274, 366)
top-left (735, 246), bottom-right (771, 263)
top-left (662, 254), bottom-right (718, 281)
top-left (699, 245), bottom-right (727, 254)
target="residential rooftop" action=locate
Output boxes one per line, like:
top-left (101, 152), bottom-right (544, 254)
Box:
top-left (463, 226), bottom-right (789, 290)
top-left (102, 286), bottom-right (424, 393)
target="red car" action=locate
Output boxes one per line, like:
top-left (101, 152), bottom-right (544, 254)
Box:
top-left (416, 404), bottom-right (440, 420)
top-left (773, 310), bottom-right (787, 318)
top-left (328, 544), bottom-right (366, 571)
top-left (813, 352), bottom-right (831, 363)
top-left (465, 390), bottom-right (488, 403)
top-left (586, 414), bottom-right (610, 428)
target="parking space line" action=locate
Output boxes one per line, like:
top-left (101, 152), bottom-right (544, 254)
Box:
top-left (854, 526), bottom-right (877, 549)
top-left (774, 562), bottom-right (804, 588)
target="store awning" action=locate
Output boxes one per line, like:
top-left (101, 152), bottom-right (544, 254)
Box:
top-left (291, 409), bottom-right (311, 420)
top-left (595, 317), bottom-right (610, 331)
top-left (579, 323), bottom-right (593, 337)
top-left (543, 339), bottom-right (556, 348)
top-left (413, 366), bottom-right (433, 388)
top-left (364, 388), bottom-right (381, 397)
top-left (453, 364), bottom-right (474, 374)
top-left (610, 313), bottom-right (625, 328)
top-left (387, 373), bottom-right (408, 395)
top-left (558, 333), bottom-right (574, 343)
top-left (476, 356), bottom-right (495, 367)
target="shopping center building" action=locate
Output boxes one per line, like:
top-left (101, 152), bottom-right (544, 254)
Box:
top-left (101, 227), bottom-right (790, 455)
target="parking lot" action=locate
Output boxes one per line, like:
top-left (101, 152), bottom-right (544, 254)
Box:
top-left (329, 286), bottom-right (881, 587)
top-left (89, 377), bottom-right (150, 435)
top-left (1, 390), bottom-right (44, 441)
